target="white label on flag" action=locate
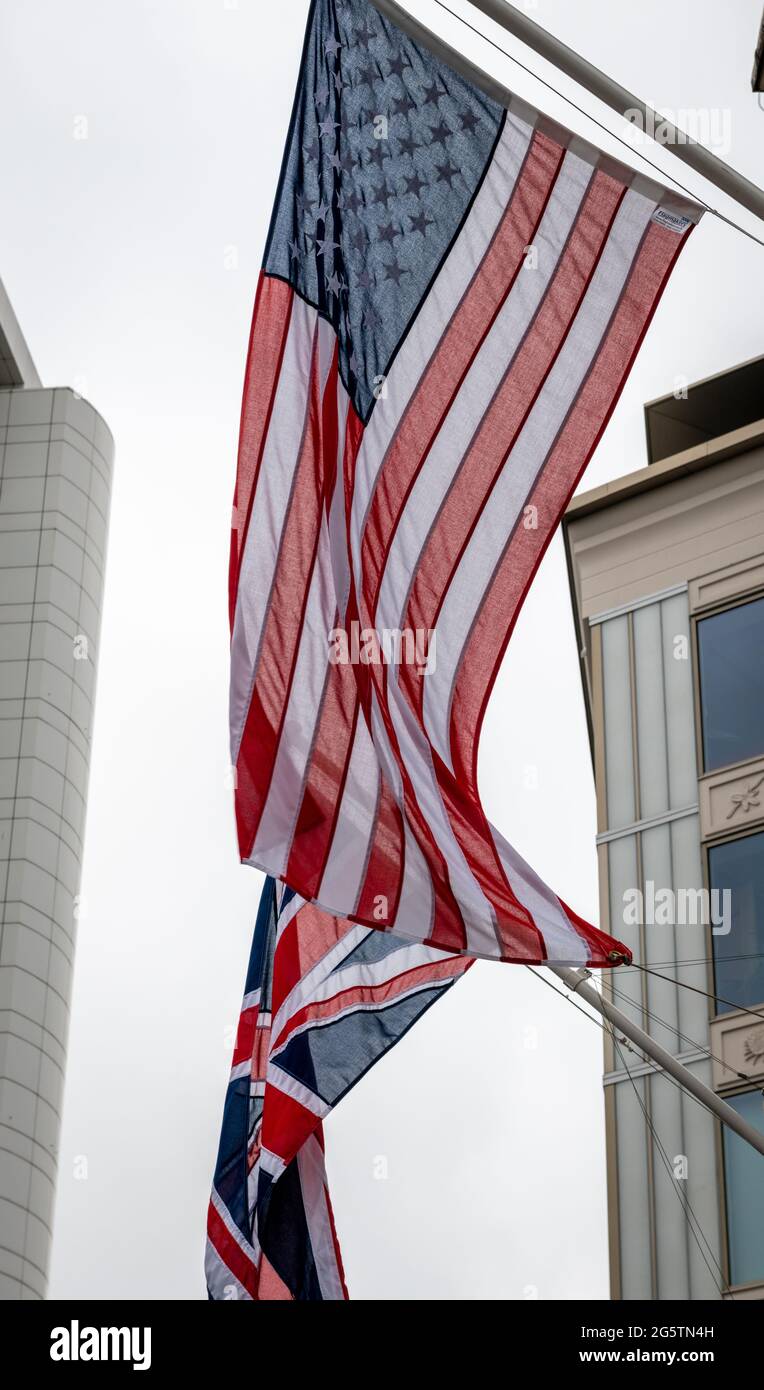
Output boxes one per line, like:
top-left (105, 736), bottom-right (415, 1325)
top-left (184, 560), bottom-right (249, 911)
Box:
top-left (651, 207), bottom-right (693, 233)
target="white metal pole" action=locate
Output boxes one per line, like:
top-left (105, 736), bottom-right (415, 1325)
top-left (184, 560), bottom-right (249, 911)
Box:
top-left (551, 966), bottom-right (764, 1161)
top-left (466, 0), bottom-right (764, 222)
top-left (369, 0), bottom-right (764, 224)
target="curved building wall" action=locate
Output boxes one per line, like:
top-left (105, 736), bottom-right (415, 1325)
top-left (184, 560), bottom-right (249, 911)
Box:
top-left (0, 386), bottom-right (113, 1299)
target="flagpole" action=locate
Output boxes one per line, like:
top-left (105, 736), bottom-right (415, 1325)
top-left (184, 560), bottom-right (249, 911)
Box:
top-left (370, 0), bottom-right (764, 224)
top-left (465, 0), bottom-right (764, 222)
top-left (550, 966), bottom-right (764, 1160)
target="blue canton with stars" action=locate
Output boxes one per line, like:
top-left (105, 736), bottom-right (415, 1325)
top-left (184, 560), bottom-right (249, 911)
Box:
top-left (264, 0), bottom-right (504, 422)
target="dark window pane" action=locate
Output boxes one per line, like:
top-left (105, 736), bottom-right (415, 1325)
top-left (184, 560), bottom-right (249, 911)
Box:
top-left (708, 832), bottom-right (764, 1013)
top-left (723, 1090), bottom-right (764, 1287)
top-left (697, 596), bottom-right (764, 771)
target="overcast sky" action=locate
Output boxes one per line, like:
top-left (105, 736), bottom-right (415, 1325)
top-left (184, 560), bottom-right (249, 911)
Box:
top-left (2, 0), bottom-right (762, 1300)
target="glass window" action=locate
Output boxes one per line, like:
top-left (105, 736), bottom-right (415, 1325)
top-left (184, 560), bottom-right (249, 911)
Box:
top-left (708, 832), bottom-right (764, 1014)
top-left (697, 595), bottom-right (764, 771)
top-left (723, 1090), bottom-right (764, 1287)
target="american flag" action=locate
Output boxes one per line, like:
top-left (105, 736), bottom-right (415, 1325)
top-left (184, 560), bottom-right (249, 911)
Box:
top-left (213, 0), bottom-right (704, 1301)
top-left (228, 0), bottom-right (701, 968)
top-left (206, 876), bottom-right (469, 1299)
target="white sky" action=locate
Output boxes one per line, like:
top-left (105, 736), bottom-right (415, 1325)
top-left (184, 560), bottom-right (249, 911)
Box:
top-left (1, 0), bottom-right (761, 1299)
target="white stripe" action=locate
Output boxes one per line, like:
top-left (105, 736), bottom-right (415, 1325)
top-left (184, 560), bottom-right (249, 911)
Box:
top-left (252, 368), bottom-right (352, 875)
top-left (252, 510), bottom-right (337, 871)
top-left (495, 829), bottom-right (589, 965)
top-left (275, 934), bottom-right (455, 1025)
top-left (269, 973), bottom-right (458, 1060)
top-left (424, 184), bottom-right (658, 771)
top-left (247, 1155), bottom-right (262, 1245)
top-left (230, 298), bottom-right (317, 759)
top-left (276, 890), bottom-right (302, 937)
top-left (317, 714), bottom-right (382, 913)
top-left (296, 1134), bottom-right (346, 1300)
top-left (230, 306), bottom-right (335, 763)
top-left (209, 1187), bottom-right (259, 1263)
top-left (258, 1147), bottom-right (287, 1181)
top-left (378, 683), bottom-right (502, 956)
top-left (366, 685), bottom-right (498, 954)
top-left (270, 922), bottom-right (369, 1042)
top-left (328, 379), bottom-right (352, 622)
top-left (396, 820), bottom-right (435, 941)
top-left (204, 1238), bottom-right (254, 1301)
top-left (266, 1064), bottom-right (330, 1118)
top-left (367, 692), bottom-right (434, 917)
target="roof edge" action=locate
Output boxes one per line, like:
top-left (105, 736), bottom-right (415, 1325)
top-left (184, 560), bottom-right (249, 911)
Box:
top-left (565, 418), bottom-right (764, 521)
top-left (0, 274), bottom-right (41, 388)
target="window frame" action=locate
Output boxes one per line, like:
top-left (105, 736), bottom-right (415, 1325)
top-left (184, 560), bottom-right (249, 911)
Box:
top-left (700, 823), bottom-right (764, 1030)
top-left (718, 1083), bottom-right (764, 1293)
top-left (691, 587), bottom-right (764, 777)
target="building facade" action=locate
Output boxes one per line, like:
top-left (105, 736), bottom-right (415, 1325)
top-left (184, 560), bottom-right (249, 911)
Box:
top-left (565, 355), bottom-right (764, 1300)
top-left (0, 278), bottom-right (113, 1298)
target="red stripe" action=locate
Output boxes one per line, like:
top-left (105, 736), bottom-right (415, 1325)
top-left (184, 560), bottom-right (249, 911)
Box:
top-left (229, 274), bottom-right (293, 630)
top-left (559, 895), bottom-right (633, 968)
top-left (271, 956), bottom-right (470, 1053)
top-left (346, 537), bottom-right (472, 949)
top-left (342, 402), bottom-right (366, 555)
top-left (206, 1200), bottom-right (259, 1299)
top-left (261, 1084), bottom-right (322, 1166)
top-left (358, 670), bottom-right (470, 951)
top-left (277, 318), bottom-right (342, 894)
top-left (231, 1003), bottom-right (260, 1069)
top-left (273, 902), bottom-right (354, 1003)
top-left (285, 657), bottom-right (360, 898)
top-left (352, 477), bottom-right (471, 946)
top-left (255, 1254), bottom-right (294, 1301)
top-left (338, 399), bottom-right (409, 923)
top-left (235, 334), bottom-right (337, 859)
top-left (353, 769), bottom-right (407, 927)
top-left (295, 394), bottom-right (413, 934)
top-left (286, 403), bottom-right (370, 901)
top-left (359, 130), bottom-right (565, 620)
top-left (424, 748), bottom-right (545, 959)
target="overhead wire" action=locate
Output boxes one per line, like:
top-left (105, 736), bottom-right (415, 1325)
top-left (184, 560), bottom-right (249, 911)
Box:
top-left (606, 1020), bottom-right (730, 1297)
top-left (605, 977), bottom-right (752, 1085)
top-left (528, 970), bottom-right (754, 1294)
top-left (526, 967), bottom-right (748, 1120)
top-left (628, 950), bottom-right (764, 970)
top-left (629, 961), bottom-right (764, 1025)
top-left (430, 0), bottom-right (764, 249)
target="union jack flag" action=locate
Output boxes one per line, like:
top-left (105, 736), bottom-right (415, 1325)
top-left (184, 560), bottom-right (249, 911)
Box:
top-left (206, 877), bottom-right (469, 1299)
